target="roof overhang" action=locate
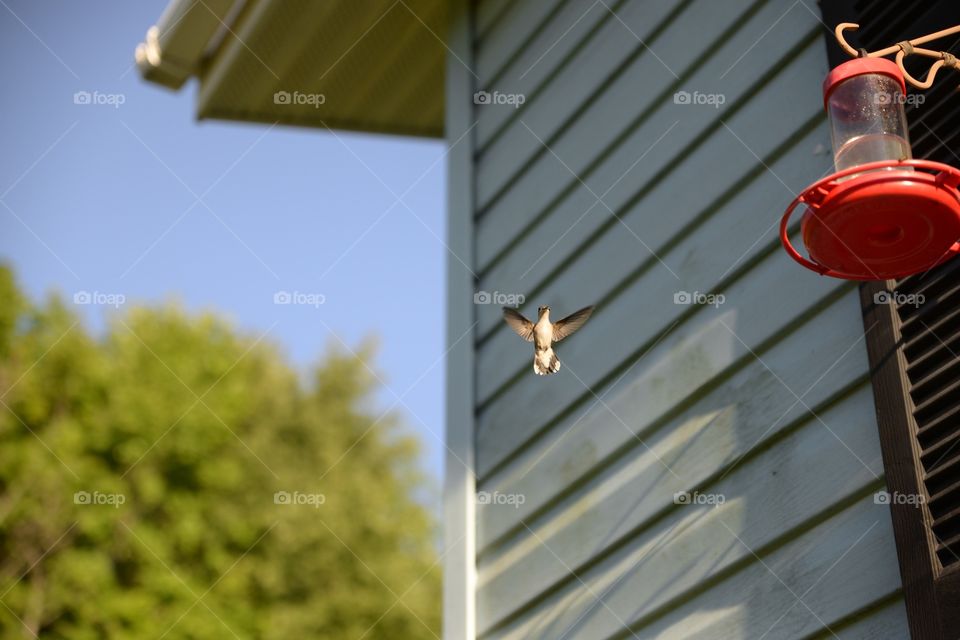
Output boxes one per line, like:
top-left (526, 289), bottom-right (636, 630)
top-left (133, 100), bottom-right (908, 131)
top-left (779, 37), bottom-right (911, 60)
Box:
top-left (136, 0), bottom-right (446, 138)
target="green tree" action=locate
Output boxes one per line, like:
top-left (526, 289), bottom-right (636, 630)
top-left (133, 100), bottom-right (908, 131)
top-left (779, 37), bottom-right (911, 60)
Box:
top-left (0, 265), bottom-right (440, 639)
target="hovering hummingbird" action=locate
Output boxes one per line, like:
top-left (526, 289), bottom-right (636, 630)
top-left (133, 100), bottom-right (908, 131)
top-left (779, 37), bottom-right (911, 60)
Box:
top-left (503, 305), bottom-right (595, 375)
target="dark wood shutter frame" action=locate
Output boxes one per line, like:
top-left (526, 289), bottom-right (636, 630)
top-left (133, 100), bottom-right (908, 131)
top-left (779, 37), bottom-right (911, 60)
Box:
top-left (818, 2), bottom-right (960, 638)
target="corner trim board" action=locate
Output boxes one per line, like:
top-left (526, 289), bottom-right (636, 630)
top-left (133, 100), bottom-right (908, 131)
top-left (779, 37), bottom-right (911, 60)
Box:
top-left (443, 1), bottom-right (477, 638)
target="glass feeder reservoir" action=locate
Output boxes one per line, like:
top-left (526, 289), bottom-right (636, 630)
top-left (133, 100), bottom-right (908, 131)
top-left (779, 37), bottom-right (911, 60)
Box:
top-left (780, 57), bottom-right (960, 280)
top-left (825, 58), bottom-right (911, 173)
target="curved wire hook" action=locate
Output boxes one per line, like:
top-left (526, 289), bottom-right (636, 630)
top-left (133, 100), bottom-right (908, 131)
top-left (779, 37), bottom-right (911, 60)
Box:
top-left (834, 22), bottom-right (960, 90)
top-left (895, 50), bottom-right (950, 90)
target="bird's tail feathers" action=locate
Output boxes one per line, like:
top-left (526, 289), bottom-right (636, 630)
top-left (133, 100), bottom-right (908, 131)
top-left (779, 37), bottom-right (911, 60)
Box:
top-left (534, 348), bottom-right (561, 375)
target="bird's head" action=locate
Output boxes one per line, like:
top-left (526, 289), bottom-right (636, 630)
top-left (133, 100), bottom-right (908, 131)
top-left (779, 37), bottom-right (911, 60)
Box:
top-left (538, 305), bottom-right (550, 317)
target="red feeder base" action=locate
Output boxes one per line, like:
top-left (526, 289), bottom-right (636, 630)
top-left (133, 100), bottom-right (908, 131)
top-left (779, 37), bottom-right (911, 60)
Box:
top-left (781, 159), bottom-right (960, 280)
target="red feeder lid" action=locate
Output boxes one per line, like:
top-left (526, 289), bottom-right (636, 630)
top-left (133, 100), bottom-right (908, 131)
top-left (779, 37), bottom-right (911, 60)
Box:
top-left (822, 57), bottom-right (907, 110)
top-left (782, 160), bottom-right (960, 280)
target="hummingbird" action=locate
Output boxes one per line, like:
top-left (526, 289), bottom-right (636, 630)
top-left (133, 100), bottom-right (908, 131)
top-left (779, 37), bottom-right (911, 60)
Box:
top-left (502, 305), bottom-right (595, 375)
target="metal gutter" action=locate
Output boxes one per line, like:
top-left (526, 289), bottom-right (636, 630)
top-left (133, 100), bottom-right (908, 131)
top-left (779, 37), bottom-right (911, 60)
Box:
top-left (135, 0), bottom-right (241, 90)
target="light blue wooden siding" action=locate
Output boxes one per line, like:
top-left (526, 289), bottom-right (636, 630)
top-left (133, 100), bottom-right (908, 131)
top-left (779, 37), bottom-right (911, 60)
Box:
top-left (466, 0), bottom-right (907, 638)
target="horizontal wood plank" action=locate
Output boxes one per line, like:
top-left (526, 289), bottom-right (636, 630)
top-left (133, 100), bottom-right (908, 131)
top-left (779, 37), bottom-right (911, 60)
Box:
top-left (828, 598), bottom-right (910, 640)
top-left (475, 0), bottom-right (514, 41)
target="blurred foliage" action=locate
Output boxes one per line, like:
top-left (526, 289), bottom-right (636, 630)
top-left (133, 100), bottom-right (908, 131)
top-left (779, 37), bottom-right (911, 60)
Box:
top-left (0, 265), bottom-right (440, 639)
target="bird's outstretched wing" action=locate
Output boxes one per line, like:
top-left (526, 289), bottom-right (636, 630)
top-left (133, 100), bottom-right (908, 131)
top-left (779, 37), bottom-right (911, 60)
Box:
top-left (552, 306), bottom-right (594, 342)
top-left (502, 307), bottom-right (535, 342)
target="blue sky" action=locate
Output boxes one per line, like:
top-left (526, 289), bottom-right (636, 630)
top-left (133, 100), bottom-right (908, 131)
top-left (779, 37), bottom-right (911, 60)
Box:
top-left (0, 1), bottom-right (448, 493)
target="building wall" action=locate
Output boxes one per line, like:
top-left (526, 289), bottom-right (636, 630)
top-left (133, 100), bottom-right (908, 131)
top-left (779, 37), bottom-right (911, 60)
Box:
top-left (452, 0), bottom-right (911, 637)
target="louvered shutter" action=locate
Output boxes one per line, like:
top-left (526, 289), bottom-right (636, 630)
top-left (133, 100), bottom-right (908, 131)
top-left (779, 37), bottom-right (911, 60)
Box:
top-left (819, 1), bottom-right (960, 638)
top-left (901, 259), bottom-right (960, 572)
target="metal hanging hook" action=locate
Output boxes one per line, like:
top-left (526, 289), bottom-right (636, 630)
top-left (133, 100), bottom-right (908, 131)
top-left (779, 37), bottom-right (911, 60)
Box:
top-left (834, 22), bottom-right (960, 90)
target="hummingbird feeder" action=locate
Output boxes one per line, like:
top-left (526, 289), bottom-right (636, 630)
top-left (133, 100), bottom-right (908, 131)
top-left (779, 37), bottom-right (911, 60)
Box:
top-left (781, 23), bottom-right (960, 280)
